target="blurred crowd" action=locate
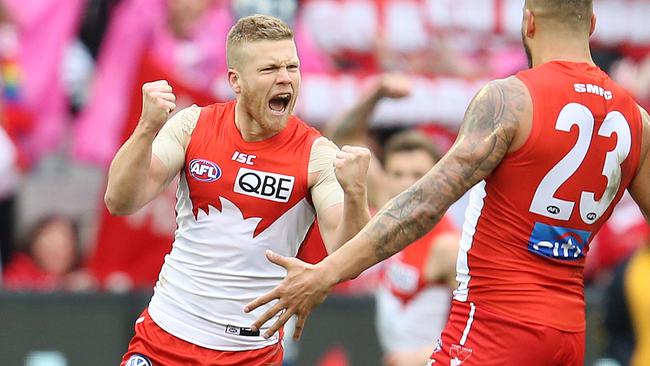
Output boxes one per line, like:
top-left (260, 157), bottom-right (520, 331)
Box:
top-left (0, 0), bottom-right (648, 365)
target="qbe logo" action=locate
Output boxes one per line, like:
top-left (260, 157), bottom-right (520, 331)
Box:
top-left (234, 167), bottom-right (294, 203)
top-left (189, 158), bottom-right (222, 182)
top-left (527, 222), bottom-right (591, 260)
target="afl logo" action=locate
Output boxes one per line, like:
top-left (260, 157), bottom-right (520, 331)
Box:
top-left (189, 159), bottom-right (222, 182)
top-left (126, 354), bottom-right (152, 366)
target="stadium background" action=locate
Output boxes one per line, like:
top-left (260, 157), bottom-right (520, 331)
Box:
top-left (0, 0), bottom-right (648, 365)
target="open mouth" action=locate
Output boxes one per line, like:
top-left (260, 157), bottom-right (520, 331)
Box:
top-left (268, 93), bottom-right (291, 115)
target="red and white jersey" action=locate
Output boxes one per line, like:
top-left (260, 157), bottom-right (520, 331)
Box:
top-left (454, 61), bottom-right (643, 332)
top-left (376, 215), bottom-right (457, 352)
top-left (148, 101), bottom-right (322, 350)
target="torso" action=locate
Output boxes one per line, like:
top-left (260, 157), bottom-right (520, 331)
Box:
top-left (454, 61), bottom-right (643, 332)
top-left (148, 101), bottom-right (322, 350)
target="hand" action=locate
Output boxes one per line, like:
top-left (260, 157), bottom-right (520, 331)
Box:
top-left (334, 145), bottom-right (371, 194)
top-left (139, 80), bottom-right (176, 132)
top-left (244, 250), bottom-right (336, 340)
top-left (377, 73), bottom-right (412, 99)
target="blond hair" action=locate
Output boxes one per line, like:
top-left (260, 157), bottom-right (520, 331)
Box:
top-left (227, 14), bottom-right (294, 68)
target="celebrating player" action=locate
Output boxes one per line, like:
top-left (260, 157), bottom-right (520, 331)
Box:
top-left (105, 15), bottom-right (371, 366)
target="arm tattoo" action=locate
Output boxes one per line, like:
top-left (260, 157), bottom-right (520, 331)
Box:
top-left (367, 78), bottom-right (529, 261)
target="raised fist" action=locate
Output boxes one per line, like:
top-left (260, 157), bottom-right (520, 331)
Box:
top-left (334, 145), bottom-right (371, 194)
top-left (139, 80), bottom-right (177, 132)
top-left (377, 73), bottom-right (412, 99)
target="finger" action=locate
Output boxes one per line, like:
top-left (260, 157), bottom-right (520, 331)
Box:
top-left (158, 92), bottom-right (176, 103)
top-left (250, 301), bottom-right (285, 332)
top-left (292, 313), bottom-right (309, 340)
top-left (162, 101), bottom-right (176, 113)
top-left (148, 91), bottom-right (175, 101)
top-left (263, 307), bottom-right (294, 339)
top-left (265, 250), bottom-right (292, 269)
top-left (342, 145), bottom-right (370, 154)
top-left (335, 150), bottom-right (349, 159)
top-left (333, 158), bottom-right (345, 170)
top-left (244, 288), bottom-right (279, 313)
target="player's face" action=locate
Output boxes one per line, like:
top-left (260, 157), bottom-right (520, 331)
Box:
top-left (234, 39), bottom-right (300, 133)
top-left (384, 149), bottom-right (436, 198)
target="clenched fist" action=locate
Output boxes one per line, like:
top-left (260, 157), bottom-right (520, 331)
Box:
top-left (139, 80), bottom-right (177, 132)
top-left (334, 145), bottom-right (371, 194)
top-left (377, 73), bottom-right (412, 99)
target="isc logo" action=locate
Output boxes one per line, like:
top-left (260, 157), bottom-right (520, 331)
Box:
top-left (234, 167), bottom-right (294, 203)
top-left (527, 222), bottom-right (591, 260)
top-left (189, 159), bottom-right (222, 182)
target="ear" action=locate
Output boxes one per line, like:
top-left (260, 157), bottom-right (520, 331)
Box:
top-left (589, 14), bottom-right (596, 36)
top-left (228, 69), bottom-right (241, 94)
top-left (525, 9), bottom-right (536, 38)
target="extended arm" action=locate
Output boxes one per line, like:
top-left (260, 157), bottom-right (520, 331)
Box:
top-left (321, 77), bottom-right (528, 282)
top-left (246, 76), bottom-right (531, 339)
top-left (324, 74), bottom-right (411, 207)
top-left (325, 74), bottom-right (411, 145)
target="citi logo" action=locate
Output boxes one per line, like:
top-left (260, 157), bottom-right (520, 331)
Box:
top-left (189, 159), bottom-right (222, 182)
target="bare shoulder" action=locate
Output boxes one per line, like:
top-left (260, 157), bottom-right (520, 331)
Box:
top-left (461, 77), bottom-right (530, 140)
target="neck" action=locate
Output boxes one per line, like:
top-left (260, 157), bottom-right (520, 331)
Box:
top-left (234, 101), bottom-right (283, 142)
top-left (531, 33), bottom-right (595, 67)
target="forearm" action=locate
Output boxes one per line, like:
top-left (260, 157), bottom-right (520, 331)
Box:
top-left (320, 175), bottom-right (445, 284)
top-left (327, 87), bottom-right (382, 144)
top-left (318, 78), bottom-right (525, 284)
top-left (329, 189), bottom-right (371, 253)
top-left (104, 124), bottom-right (158, 215)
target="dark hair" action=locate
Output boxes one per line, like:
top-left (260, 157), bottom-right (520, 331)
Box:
top-left (384, 130), bottom-right (441, 163)
top-left (527, 0), bottom-right (593, 31)
top-left (22, 215), bottom-right (82, 271)
top-left (227, 14), bottom-right (294, 68)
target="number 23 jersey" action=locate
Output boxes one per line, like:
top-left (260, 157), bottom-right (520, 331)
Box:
top-left (455, 61), bottom-right (643, 332)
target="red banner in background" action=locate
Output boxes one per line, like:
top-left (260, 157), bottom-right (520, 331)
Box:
top-left (87, 53), bottom-right (215, 290)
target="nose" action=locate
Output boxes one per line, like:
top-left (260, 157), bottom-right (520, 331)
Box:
top-left (276, 67), bottom-right (291, 84)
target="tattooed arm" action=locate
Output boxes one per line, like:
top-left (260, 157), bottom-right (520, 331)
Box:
top-left (245, 76), bottom-right (531, 339)
top-left (323, 76), bottom-right (530, 282)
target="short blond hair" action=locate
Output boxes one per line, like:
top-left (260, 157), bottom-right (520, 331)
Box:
top-left (227, 14), bottom-right (294, 68)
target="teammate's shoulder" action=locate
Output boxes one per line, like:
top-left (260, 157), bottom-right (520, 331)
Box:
top-left (476, 77), bottom-right (531, 109)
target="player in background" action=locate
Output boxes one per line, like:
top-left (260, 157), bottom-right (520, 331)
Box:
top-left (325, 74), bottom-right (459, 366)
top-left (105, 15), bottom-right (371, 366)
top-left (246, 1), bottom-right (650, 365)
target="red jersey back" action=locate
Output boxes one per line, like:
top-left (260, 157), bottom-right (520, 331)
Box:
top-left (454, 61), bottom-right (643, 332)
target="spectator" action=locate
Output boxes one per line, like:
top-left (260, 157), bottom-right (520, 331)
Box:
top-left (3, 215), bottom-right (96, 291)
top-left (73, 0), bottom-right (233, 166)
top-left (325, 74), bottom-right (460, 366)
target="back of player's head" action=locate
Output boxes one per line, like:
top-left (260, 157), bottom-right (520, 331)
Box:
top-left (227, 14), bottom-right (294, 68)
top-left (525, 0), bottom-right (593, 33)
top-left (384, 130), bottom-right (441, 163)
